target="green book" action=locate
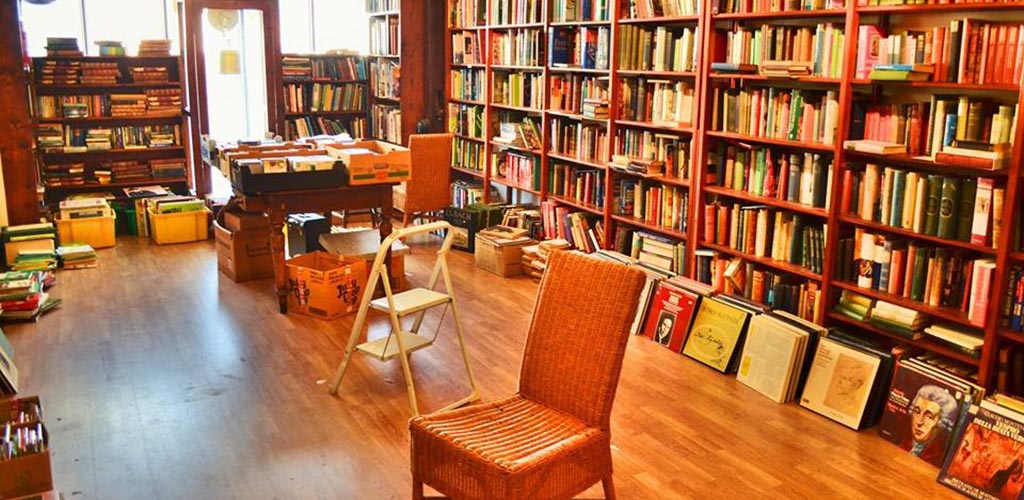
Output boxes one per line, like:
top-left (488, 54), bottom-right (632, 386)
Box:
top-left (937, 177), bottom-right (961, 240)
top-left (910, 247), bottom-right (930, 302)
top-left (956, 178), bottom-right (977, 242)
top-left (890, 170), bottom-right (907, 227)
top-left (924, 175), bottom-right (943, 236)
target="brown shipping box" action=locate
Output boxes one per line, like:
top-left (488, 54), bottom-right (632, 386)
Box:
top-left (286, 251), bottom-right (368, 320)
top-left (0, 425), bottom-right (52, 498)
top-left (475, 235), bottom-right (532, 278)
top-left (325, 140), bottom-right (411, 186)
top-left (214, 221), bottom-right (274, 282)
top-left (223, 209), bottom-right (270, 233)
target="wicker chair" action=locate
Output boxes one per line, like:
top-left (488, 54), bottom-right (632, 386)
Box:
top-left (408, 251), bottom-right (648, 500)
top-left (395, 133), bottom-right (453, 227)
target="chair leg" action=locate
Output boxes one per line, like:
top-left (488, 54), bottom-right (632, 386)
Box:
top-left (412, 476), bottom-right (424, 500)
top-left (602, 474), bottom-right (617, 500)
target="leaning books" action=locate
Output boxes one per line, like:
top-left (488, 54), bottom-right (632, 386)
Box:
top-left (938, 402), bottom-right (1024, 500)
top-left (737, 311), bottom-right (823, 404)
top-left (799, 336), bottom-right (886, 430)
top-left (681, 295), bottom-right (755, 373)
top-left (640, 278), bottom-right (705, 353)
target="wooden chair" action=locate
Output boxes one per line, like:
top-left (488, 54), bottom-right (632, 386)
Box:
top-left (408, 251), bottom-right (647, 500)
top-left (395, 133), bottom-right (453, 227)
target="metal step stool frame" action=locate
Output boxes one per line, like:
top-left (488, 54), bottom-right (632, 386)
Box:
top-left (328, 221), bottom-right (480, 416)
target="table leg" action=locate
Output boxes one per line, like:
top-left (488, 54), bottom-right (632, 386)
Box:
top-left (269, 210), bottom-right (288, 314)
top-left (380, 187), bottom-right (394, 290)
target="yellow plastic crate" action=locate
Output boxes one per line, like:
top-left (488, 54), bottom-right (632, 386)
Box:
top-left (148, 208), bottom-right (210, 245)
top-left (56, 215), bottom-right (116, 249)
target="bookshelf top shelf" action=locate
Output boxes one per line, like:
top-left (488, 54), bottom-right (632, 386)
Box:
top-left (619, 15), bottom-right (700, 24)
top-left (549, 20), bottom-right (612, 27)
top-left (857, 2), bottom-right (1024, 14)
top-left (843, 150), bottom-right (1009, 176)
top-left (32, 55), bottom-right (179, 63)
top-left (712, 9), bottom-right (846, 20)
top-left (45, 177), bottom-right (188, 192)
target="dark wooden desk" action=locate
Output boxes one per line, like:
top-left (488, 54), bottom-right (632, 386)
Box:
top-left (233, 184), bottom-right (394, 313)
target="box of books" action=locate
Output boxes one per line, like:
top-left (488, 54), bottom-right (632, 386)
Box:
top-left (0, 422), bottom-right (51, 499)
top-left (474, 226), bottom-right (533, 278)
top-left (213, 221), bottom-right (273, 283)
top-left (148, 208), bottom-right (211, 245)
top-left (325, 140), bottom-right (411, 186)
top-left (55, 215), bottom-right (116, 249)
top-left (285, 251), bottom-right (367, 320)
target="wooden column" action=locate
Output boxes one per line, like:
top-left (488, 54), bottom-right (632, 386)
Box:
top-left (0, 0), bottom-right (39, 224)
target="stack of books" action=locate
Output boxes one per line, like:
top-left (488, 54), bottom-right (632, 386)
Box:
top-left (2, 224), bottom-right (57, 268)
top-left (138, 39), bottom-right (172, 57)
top-left (59, 197), bottom-right (111, 220)
top-left (38, 60), bottom-right (80, 85)
top-left (56, 245), bottom-right (98, 270)
top-left (145, 89), bottom-right (182, 114)
top-left (923, 322), bottom-right (984, 358)
top-left (282, 56), bottom-right (314, 79)
top-left (45, 37), bottom-right (81, 57)
top-left (79, 61), bottom-right (120, 84)
top-left (94, 41), bottom-right (125, 57)
top-left (867, 64), bottom-right (934, 82)
top-left (36, 125), bottom-right (65, 151)
top-left (104, 160), bottom-right (151, 183)
top-left (521, 239), bottom-right (570, 281)
top-left (150, 159), bottom-right (186, 180)
top-left (0, 271), bottom-right (60, 322)
top-left (42, 163), bottom-right (86, 188)
top-left (109, 94), bottom-right (147, 117)
top-left (12, 251), bottom-right (57, 272)
top-left (870, 299), bottom-right (928, 339)
top-left (129, 67), bottom-right (169, 83)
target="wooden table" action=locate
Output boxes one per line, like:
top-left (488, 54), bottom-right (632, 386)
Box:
top-left (233, 184), bottom-right (394, 313)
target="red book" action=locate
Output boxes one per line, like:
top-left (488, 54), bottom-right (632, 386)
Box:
top-left (640, 281), bottom-right (702, 353)
top-left (717, 205), bottom-right (730, 244)
top-left (1013, 25), bottom-right (1024, 86)
top-left (993, 25), bottom-right (1007, 85)
top-left (704, 204), bottom-right (716, 243)
top-left (1005, 26), bottom-right (1019, 86)
top-left (903, 244), bottom-right (918, 299)
top-left (840, 169), bottom-right (853, 215)
top-left (889, 248), bottom-right (905, 296)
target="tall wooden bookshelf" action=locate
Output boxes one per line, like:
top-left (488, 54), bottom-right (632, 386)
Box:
top-left (30, 55), bottom-right (191, 206)
top-left (279, 53), bottom-right (370, 140)
top-left (445, 0), bottom-right (1024, 390)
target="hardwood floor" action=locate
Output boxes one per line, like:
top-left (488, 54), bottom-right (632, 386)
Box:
top-left (9, 235), bottom-right (960, 500)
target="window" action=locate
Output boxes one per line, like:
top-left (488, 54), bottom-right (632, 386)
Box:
top-left (279, 0), bottom-right (369, 55)
top-left (19, 0), bottom-right (177, 57)
top-left (279, 0), bottom-right (313, 54)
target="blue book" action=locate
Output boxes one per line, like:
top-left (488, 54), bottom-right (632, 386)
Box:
top-left (548, 28), bottom-right (573, 66)
top-left (943, 114), bottom-right (958, 148)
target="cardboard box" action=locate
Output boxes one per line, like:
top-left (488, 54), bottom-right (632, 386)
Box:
top-left (287, 155), bottom-right (336, 172)
top-left (474, 235), bottom-right (532, 277)
top-left (286, 251), bottom-right (368, 320)
top-left (0, 396), bottom-right (42, 423)
top-left (214, 221), bottom-right (274, 282)
top-left (0, 424), bottom-right (52, 499)
top-left (326, 140), bottom-right (411, 185)
top-left (56, 215), bottom-right (117, 249)
top-left (319, 229), bottom-right (409, 290)
top-left (223, 210), bottom-right (270, 233)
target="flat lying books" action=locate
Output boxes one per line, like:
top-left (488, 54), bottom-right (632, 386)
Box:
top-left (939, 401), bottom-right (1024, 500)
top-left (737, 310), bottom-right (823, 404)
top-left (681, 295), bottom-right (756, 373)
top-left (799, 335), bottom-right (888, 430)
top-left (843, 140), bottom-right (906, 155)
top-left (56, 245), bottom-right (97, 270)
top-left (878, 355), bottom-right (983, 468)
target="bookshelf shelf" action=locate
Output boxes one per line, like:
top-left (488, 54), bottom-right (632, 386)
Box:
top-left (547, 194), bottom-right (603, 216)
top-left (490, 103), bottom-right (544, 113)
top-left (709, 74), bottom-right (841, 85)
top-left (1011, 251), bottom-right (1024, 262)
top-left (374, 95), bottom-right (401, 103)
top-left (449, 98), bottom-right (486, 107)
top-left (843, 150), bottom-right (1009, 177)
top-left (547, 153), bottom-right (607, 170)
top-left (546, 110), bottom-right (609, 124)
top-left (488, 22), bottom-right (546, 29)
top-left (35, 82), bottom-right (181, 93)
top-left (610, 169), bottom-right (690, 188)
top-left (452, 133), bottom-right (485, 143)
top-left (282, 78), bottom-right (367, 84)
top-left (617, 70), bottom-right (696, 78)
top-left (831, 281), bottom-right (978, 330)
top-left (451, 63), bottom-right (487, 69)
top-left (489, 141), bottom-right (541, 155)
top-left (36, 114), bottom-right (182, 124)
top-left (451, 166), bottom-right (484, 179)
top-left (548, 67), bottom-right (611, 74)
top-left (45, 177), bottom-right (187, 192)
top-left (548, 20), bottom-right (612, 27)
top-left (706, 131), bottom-right (835, 153)
top-left (828, 313), bottom-right (982, 367)
top-left (1000, 329), bottom-right (1024, 345)
top-left (701, 242), bottom-right (822, 281)
top-left (490, 65), bottom-right (545, 71)
top-left (490, 177), bottom-right (540, 195)
top-left (279, 53), bottom-right (370, 140)
top-left (857, 3), bottom-right (1024, 14)
top-left (850, 79), bottom-right (1020, 93)
top-left (283, 110), bottom-right (366, 118)
top-left (712, 9), bottom-right (846, 20)
top-left (837, 215), bottom-right (998, 255)
top-left (42, 146), bottom-right (185, 161)
top-left (612, 214), bottom-right (688, 242)
top-left (616, 120), bottom-right (694, 134)
top-left (704, 186), bottom-right (828, 218)
top-left (619, 15), bottom-right (700, 24)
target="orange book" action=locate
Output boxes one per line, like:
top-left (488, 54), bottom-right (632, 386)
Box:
top-left (704, 204), bottom-right (716, 242)
top-left (1005, 26), bottom-right (1019, 86)
top-left (993, 25), bottom-right (1007, 85)
top-left (889, 248), bottom-right (905, 296)
top-left (903, 244), bottom-right (917, 299)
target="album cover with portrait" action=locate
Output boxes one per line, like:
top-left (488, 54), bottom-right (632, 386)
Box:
top-left (878, 359), bottom-right (979, 468)
top-left (799, 337), bottom-right (883, 430)
top-left (939, 404), bottom-right (1024, 500)
top-left (640, 281), bottom-right (701, 353)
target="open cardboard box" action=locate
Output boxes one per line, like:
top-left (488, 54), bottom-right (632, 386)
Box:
top-left (325, 140), bottom-right (411, 186)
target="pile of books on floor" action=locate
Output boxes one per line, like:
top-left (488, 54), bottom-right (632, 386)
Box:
top-left (94, 40), bottom-right (125, 57)
top-left (521, 239), bottom-right (570, 281)
top-left (56, 244), bottom-right (97, 269)
top-left (12, 250), bottom-right (57, 272)
top-left (45, 37), bottom-right (81, 57)
top-left (282, 56), bottom-right (314, 79)
top-left (138, 39), bottom-right (172, 57)
top-left (129, 67), bottom-right (169, 83)
top-left (80, 61), bottom-right (120, 84)
top-left (0, 271), bottom-right (60, 322)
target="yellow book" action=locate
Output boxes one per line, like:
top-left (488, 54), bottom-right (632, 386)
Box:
top-left (682, 297), bottom-right (752, 373)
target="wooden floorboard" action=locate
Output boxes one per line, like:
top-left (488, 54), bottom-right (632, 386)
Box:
top-left (9, 234), bottom-right (960, 500)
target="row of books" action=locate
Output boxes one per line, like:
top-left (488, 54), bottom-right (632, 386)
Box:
top-left (283, 83), bottom-right (366, 113)
top-left (844, 165), bottom-right (1004, 247)
top-left (370, 59), bottom-right (400, 100)
top-left (287, 117), bottom-right (366, 140)
top-left (857, 20), bottom-right (1024, 86)
top-left (614, 179), bottom-right (689, 234)
top-left (1001, 268), bottom-right (1024, 333)
top-left (490, 0), bottom-right (543, 25)
top-left (610, 227), bottom-right (686, 274)
top-left (451, 69), bottom-right (486, 102)
top-left (36, 89), bottom-right (181, 119)
top-left (79, 61), bottom-right (118, 85)
top-left (450, 0), bottom-right (486, 28)
top-left (723, 23), bottom-right (845, 79)
top-left (710, 145), bottom-right (832, 210)
top-left (549, 117), bottom-right (608, 164)
top-left (623, 0), bottom-right (700, 18)
top-left (716, 0), bottom-right (843, 14)
top-left (281, 55), bottom-right (366, 81)
top-left (452, 32), bottom-right (484, 65)
top-left (618, 78), bottom-right (694, 127)
top-left (448, 103), bottom-right (485, 139)
top-left (714, 88), bottom-right (840, 146)
top-left (617, 25), bottom-right (699, 73)
top-left (492, 72), bottom-right (544, 109)
top-left (549, 26), bottom-right (611, 70)
top-left (612, 129), bottom-right (689, 180)
top-left (704, 205), bottom-right (826, 273)
top-left (694, 253), bottom-right (822, 320)
top-left (451, 179), bottom-right (486, 208)
top-left (550, 75), bottom-right (608, 115)
top-left (37, 60), bottom-right (174, 85)
top-left (43, 158), bottom-right (185, 187)
top-left (38, 124), bottom-right (181, 151)
top-left (492, 150), bottom-right (541, 191)
top-left (549, 164), bottom-right (605, 207)
top-left (493, 29), bottom-right (544, 67)
top-left (551, 0), bottom-right (610, 22)
top-left (541, 201), bottom-right (605, 252)
top-left (369, 16), bottom-right (400, 57)
top-left (370, 104), bottom-right (402, 144)
top-left (453, 137), bottom-right (485, 171)
top-left (837, 230), bottom-right (996, 327)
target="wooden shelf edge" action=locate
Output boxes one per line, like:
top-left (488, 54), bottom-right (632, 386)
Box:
top-left (701, 242), bottom-right (822, 280)
top-left (612, 214), bottom-right (688, 242)
top-left (830, 281), bottom-right (979, 330)
top-left (704, 186), bottom-right (828, 217)
top-left (827, 313), bottom-right (982, 367)
top-left (837, 215), bottom-right (998, 255)
top-left (547, 194), bottom-right (604, 216)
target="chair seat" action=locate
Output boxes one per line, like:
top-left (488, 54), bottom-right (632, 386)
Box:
top-left (412, 395), bottom-right (601, 473)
